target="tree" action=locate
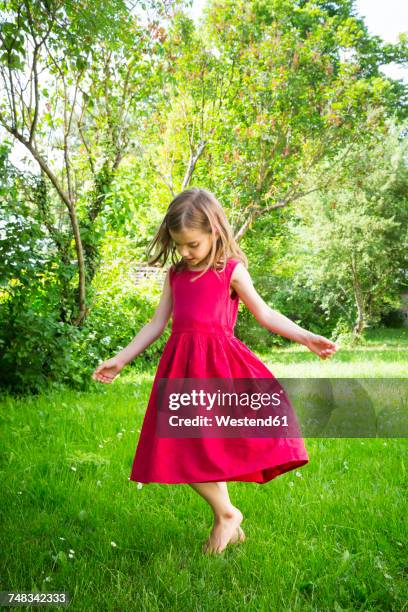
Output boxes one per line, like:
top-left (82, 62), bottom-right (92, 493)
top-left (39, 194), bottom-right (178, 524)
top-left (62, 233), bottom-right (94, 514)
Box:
top-left (141, 0), bottom-right (408, 243)
top-left (0, 0), bottom-right (176, 324)
top-left (284, 120), bottom-right (408, 338)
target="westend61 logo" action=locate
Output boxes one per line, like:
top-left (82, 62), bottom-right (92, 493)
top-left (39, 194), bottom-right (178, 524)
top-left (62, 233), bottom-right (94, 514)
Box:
top-left (156, 378), bottom-right (408, 439)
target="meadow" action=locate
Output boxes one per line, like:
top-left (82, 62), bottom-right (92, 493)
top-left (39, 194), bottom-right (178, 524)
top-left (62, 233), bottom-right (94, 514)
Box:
top-left (0, 328), bottom-right (407, 611)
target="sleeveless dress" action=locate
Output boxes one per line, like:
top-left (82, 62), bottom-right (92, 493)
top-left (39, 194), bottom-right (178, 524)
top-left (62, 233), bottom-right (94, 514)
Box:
top-left (129, 258), bottom-right (309, 484)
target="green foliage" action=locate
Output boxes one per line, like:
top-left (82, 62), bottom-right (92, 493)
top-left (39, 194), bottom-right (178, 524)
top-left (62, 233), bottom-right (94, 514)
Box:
top-left (0, 262), bottom-right (170, 395)
top-left (0, 146), bottom-right (83, 394)
top-left (380, 308), bottom-right (406, 328)
top-left (1, 1), bottom-right (407, 391)
top-left (235, 206), bottom-right (337, 351)
top-left (289, 122), bottom-right (408, 337)
top-left (0, 307), bottom-right (82, 395)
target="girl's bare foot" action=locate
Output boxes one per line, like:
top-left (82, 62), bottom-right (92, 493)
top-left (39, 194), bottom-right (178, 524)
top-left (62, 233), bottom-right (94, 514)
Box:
top-left (202, 507), bottom-right (244, 555)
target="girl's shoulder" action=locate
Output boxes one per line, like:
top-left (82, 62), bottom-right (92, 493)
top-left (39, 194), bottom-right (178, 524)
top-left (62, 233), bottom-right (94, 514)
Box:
top-left (227, 257), bottom-right (240, 265)
top-left (222, 258), bottom-right (243, 285)
top-left (213, 257), bottom-right (241, 276)
top-left (226, 257), bottom-right (242, 273)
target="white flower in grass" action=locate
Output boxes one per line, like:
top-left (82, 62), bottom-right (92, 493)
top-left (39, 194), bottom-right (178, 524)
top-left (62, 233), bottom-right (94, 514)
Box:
top-left (111, 541), bottom-right (117, 548)
top-left (383, 442), bottom-right (387, 446)
top-left (98, 444), bottom-right (104, 448)
top-left (289, 481), bottom-right (294, 487)
top-left (69, 549), bottom-right (75, 554)
top-left (130, 430), bottom-right (135, 433)
top-left (59, 537), bottom-right (65, 541)
top-left (137, 482), bottom-right (143, 489)
top-left (45, 576), bottom-right (51, 582)
top-left (17, 491), bottom-right (22, 495)
top-left (295, 471), bottom-right (302, 478)
top-left (343, 460), bottom-right (349, 470)
top-left (96, 480), bottom-right (102, 487)
top-left (117, 432), bottom-right (123, 438)
top-left (71, 466), bottom-right (77, 471)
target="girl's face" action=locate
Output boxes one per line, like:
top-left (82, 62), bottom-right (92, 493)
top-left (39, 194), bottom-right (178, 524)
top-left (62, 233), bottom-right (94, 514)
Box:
top-left (170, 227), bottom-right (214, 267)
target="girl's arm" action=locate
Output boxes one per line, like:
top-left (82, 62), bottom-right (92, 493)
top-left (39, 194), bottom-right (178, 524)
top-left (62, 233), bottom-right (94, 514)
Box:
top-left (92, 269), bottom-right (173, 383)
top-left (116, 268), bottom-right (173, 367)
top-left (231, 264), bottom-right (338, 359)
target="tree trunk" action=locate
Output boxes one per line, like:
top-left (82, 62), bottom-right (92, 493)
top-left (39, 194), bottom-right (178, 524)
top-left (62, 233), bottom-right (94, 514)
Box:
top-left (8, 131), bottom-right (88, 326)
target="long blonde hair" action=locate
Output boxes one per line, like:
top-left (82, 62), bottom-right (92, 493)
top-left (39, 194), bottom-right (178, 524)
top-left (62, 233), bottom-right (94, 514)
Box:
top-left (146, 187), bottom-right (248, 282)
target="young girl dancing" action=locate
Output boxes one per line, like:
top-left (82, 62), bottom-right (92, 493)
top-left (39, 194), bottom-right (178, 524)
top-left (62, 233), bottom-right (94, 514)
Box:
top-left (92, 187), bottom-right (338, 555)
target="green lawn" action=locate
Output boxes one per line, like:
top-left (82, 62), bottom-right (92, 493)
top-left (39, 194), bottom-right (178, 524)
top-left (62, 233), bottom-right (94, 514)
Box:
top-left (258, 327), bottom-right (408, 378)
top-left (0, 327), bottom-right (407, 611)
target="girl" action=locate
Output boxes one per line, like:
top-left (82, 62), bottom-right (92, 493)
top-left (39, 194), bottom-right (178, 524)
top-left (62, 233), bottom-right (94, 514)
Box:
top-left (92, 188), bottom-right (338, 555)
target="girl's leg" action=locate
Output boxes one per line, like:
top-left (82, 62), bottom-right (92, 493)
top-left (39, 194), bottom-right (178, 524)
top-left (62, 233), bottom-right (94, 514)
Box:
top-left (189, 481), bottom-right (245, 554)
top-left (189, 481), bottom-right (233, 515)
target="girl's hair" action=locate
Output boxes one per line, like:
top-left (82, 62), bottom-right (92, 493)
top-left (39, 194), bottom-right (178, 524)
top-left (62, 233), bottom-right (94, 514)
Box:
top-left (146, 187), bottom-right (248, 282)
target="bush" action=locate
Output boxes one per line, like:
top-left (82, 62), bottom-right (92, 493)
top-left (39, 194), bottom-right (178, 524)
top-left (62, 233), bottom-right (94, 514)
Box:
top-left (379, 308), bottom-right (406, 328)
top-left (0, 305), bottom-right (82, 395)
top-left (0, 289), bottom-right (170, 396)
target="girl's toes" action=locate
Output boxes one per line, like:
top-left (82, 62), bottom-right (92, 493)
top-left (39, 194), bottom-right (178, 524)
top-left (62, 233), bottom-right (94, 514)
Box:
top-left (229, 527), bottom-right (240, 544)
top-left (238, 526), bottom-right (246, 542)
top-left (230, 526), bottom-right (246, 545)
top-left (202, 539), bottom-right (212, 555)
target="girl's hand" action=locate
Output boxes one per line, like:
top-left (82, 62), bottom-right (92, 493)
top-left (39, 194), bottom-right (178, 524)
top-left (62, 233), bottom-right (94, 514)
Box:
top-left (92, 356), bottom-right (125, 384)
top-left (303, 332), bottom-right (338, 360)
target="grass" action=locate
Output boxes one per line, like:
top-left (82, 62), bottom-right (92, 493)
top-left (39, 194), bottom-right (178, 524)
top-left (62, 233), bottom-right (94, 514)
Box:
top-left (257, 327), bottom-right (408, 378)
top-left (0, 327), bottom-right (407, 611)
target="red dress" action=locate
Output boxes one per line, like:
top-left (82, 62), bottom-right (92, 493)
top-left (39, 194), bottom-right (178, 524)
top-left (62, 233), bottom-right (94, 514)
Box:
top-left (130, 258), bottom-right (309, 484)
